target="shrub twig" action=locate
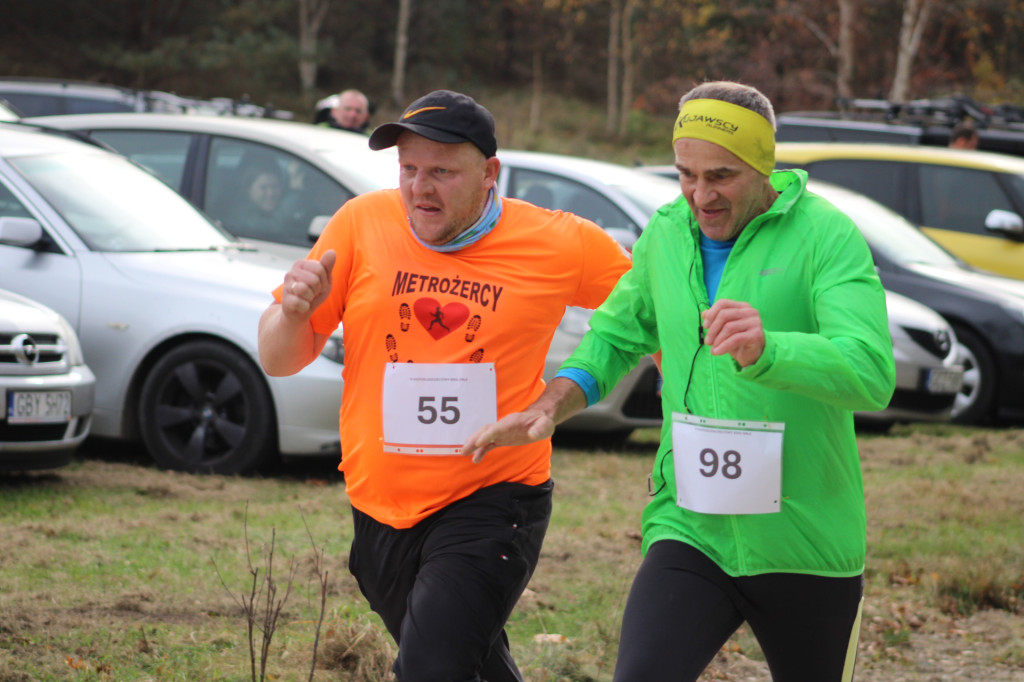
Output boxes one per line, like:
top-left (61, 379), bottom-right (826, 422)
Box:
top-left (212, 502), bottom-right (331, 681)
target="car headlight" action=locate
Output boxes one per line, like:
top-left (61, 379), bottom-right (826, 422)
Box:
top-left (55, 314), bottom-right (85, 366)
top-left (319, 330), bottom-right (345, 365)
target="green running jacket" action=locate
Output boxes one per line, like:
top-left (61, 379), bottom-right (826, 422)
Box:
top-left (561, 169), bottom-right (896, 577)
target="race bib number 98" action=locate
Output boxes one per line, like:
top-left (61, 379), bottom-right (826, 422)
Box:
top-left (382, 363), bottom-right (497, 455)
top-left (671, 412), bottom-right (784, 514)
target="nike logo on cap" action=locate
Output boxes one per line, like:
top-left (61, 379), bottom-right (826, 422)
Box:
top-left (403, 106), bottom-right (446, 119)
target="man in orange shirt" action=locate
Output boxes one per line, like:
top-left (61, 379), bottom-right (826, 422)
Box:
top-left (258, 90), bottom-right (631, 682)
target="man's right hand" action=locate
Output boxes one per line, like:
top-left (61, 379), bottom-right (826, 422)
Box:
top-left (258, 249), bottom-right (336, 377)
top-left (462, 411), bottom-right (557, 464)
top-left (283, 249), bottom-right (336, 317)
top-left (461, 376), bottom-right (589, 463)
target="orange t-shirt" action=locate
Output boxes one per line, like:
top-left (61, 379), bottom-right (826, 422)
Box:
top-left (288, 189), bottom-right (630, 528)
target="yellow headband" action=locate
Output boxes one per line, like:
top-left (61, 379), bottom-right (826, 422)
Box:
top-left (672, 99), bottom-right (775, 175)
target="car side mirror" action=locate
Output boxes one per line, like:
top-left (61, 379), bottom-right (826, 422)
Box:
top-left (307, 215), bottom-right (331, 243)
top-left (0, 216), bottom-right (43, 247)
top-left (984, 209), bottom-right (1024, 237)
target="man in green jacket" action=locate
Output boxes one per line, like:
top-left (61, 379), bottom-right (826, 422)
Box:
top-left (463, 81), bottom-right (895, 681)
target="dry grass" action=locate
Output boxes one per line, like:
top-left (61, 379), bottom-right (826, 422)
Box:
top-left (0, 425), bottom-right (1022, 680)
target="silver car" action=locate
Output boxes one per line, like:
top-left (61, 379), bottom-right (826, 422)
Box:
top-left (495, 150), bottom-right (683, 436)
top-left (25, 113), bottom-right (686, 439)
top-left (856, 290), bottom-right (963, 430)
top-left (0, 288), bottom-right (95, 471)
top-left (0, 122), bottom-right (346, 474)
top-left (21, 113), bottom-right (397, 256)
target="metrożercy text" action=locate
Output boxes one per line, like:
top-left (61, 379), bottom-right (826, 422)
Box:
top-left (392, 270), bottom-right (504, 311)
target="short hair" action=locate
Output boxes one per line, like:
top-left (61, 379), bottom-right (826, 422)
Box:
top-left (678, 81), bottom-right (777, 130)
top-left (950, 121), bottom-right (979, 144)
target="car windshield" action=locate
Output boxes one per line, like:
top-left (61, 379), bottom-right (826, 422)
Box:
top-left (812, 185), bottom-right (960, 267)
top-left (0, 100), bottom-right (18, 121)
top-left (10, 150), bottom-right (235, 252)
top-left (1004, 171), bottom-right (1024, 207)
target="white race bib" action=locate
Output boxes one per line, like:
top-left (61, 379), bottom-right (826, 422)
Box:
top-left (382, 363), bottom-right (497, 455)
top-left (671, 412), bottom-right (784, 514)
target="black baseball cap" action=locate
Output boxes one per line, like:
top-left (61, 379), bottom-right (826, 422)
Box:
top-left (368, 90), bottom-right (498, 159)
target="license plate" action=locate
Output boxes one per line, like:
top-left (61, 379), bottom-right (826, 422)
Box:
top-left (925, 367), bottom-right (963, 395)
top-left (6, 391), bottom-right (72, 424)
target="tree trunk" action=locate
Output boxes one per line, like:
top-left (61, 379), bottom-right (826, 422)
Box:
top-left (606, 0), bottom-right (622, 136)
top-left (618, 0), bottom-right (637, 138)
top-left (392, 0), bottom-right (413, 108)
top-left (530, 47), bottom-right (543, 134)
top-left (889, 0), bottom-right (933, 102)
top-left (836, 0), bottom-right (856, 99)
top-left (297, 0), bottom-right (330, 107)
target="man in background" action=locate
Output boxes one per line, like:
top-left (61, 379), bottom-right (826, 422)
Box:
top-left (316, 88), bottom-right (371, 133)
top-left (949, 121), bottom-right (979, 149)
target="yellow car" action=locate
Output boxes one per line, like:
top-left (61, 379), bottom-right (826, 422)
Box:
top-left (775, 143), bottom-right (1024, 280)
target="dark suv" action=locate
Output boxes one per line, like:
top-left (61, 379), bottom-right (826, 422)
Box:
top-left (777, 96), bottom-right (1024, 157)
top-left (0, 77), bottom-right (293, 119)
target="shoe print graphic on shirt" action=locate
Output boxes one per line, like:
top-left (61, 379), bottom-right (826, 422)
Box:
top-left (413, 298), bottom-right (470, 340)
top-left (469, 348), bottom-right (485, 363)
top-left (385, 334), bottom-right (398, 362)
top-left (399, 303), bottom-right (411, 331)
top-left (465, 315), bottom-right (482, 342)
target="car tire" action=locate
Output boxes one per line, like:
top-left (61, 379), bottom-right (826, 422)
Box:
top-left (854, 418), bottom-right (894, 435)
top-left (139, 340), bottom-right (276, 474)
top-left (552, 428), bottom-right (634, 450)
top-left (950, 324), bottom-right (996, 425)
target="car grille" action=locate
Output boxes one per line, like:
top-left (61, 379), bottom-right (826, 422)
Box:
top-left (0, 333), bottom-right (69, 374)
top-left (622, 364), bottom-right (664, 419)
top-left (889, 388), bottom-right (957, 412)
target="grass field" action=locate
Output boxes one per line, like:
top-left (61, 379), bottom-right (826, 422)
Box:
top-left (1, 423), bottom-right (1022, 681)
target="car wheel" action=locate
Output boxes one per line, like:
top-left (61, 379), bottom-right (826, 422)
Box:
top-left (552, 428), bottom-right (634, 450)
top-left (950, 324), bottom-right (996, 425)
top-left (854, 418), bottom-right (894, 435)
top-left (139, 340), bottom-right (276, 474)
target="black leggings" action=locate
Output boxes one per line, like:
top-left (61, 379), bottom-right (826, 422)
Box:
top-left (613, 540), bottom-right (864, 682)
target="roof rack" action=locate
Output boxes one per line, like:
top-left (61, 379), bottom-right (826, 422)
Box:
top-left (0, 76), bottom-right (294, 120)
top-left (833, 95), bottom-right (1024, 131)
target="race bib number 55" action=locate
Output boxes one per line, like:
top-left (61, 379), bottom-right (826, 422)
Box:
top-left (671, 412), bottom-right (784, 514)
top-left (382, 363), bottom-right (497, 455)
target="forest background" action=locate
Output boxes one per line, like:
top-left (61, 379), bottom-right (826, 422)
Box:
top-left (2, 0), bottom-right (1022, 165)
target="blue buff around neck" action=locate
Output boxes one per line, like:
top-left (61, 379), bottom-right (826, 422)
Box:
top-left (410, 189), bottom-right (503, 253)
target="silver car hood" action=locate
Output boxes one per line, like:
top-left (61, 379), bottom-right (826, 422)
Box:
top-left (0, 288), bottom-right (64, 331)
top-left (97, 248), bottom-right (290, 301)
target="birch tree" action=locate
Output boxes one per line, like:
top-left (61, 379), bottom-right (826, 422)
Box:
top-left (297, 0), bottom-right (330, 104)
top-left (391, 0), bottom-right (412, 107)
top-left (606, 0), bottom-right (622, 135)
top-left (617, 0), bottom-right (638, 137)
top-left (889, 0), bottom-right (934, 102)
top-left (837, 0), bottom-right (857, 99)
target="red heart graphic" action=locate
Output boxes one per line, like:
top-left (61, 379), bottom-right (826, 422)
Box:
top-left (413, 298), bottom-right (470, 340)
